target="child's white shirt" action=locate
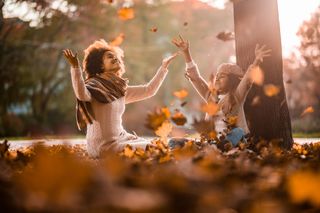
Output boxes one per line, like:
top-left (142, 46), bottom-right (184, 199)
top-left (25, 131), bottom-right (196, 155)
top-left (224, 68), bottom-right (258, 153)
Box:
top-left (185, 63), bottom-right (253, 134)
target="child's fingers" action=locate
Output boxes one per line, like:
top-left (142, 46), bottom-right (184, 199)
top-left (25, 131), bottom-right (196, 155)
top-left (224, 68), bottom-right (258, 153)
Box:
top-left (255, 44), bottom-right (260, 52)
top-left (179, 34), bottom-right (185, 42)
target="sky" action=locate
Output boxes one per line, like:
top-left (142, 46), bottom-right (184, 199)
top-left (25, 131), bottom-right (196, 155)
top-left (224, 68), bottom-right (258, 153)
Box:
top-left (3, 0), bottom-right (320, 58)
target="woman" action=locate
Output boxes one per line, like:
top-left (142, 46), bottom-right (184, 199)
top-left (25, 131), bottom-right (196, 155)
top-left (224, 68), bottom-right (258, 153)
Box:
top-left (63, 39), bottom-right (177, 158)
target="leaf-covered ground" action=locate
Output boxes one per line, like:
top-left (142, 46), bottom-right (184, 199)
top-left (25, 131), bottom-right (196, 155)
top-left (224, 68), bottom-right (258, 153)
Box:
top-left (0, 136), bottom-right (320, 212)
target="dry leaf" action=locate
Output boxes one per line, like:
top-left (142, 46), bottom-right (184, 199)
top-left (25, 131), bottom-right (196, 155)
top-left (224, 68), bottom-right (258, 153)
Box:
top-left (250, 66), bottom-right (264, 86)
top-left (216, 31), bottom-right (234, 41)
top-left (173, 89), bottom-right (188, 99)
top-left (110, 33), bottom-right (125, 46)
top-left (264, 84), bottom-right (280, 97)
top-left (300, 106), bottom-right (314, 117)
top-left (146, 107), bottom-right (170, 130)
top-left (155, 121), bottom-right (173, 140)
top-left (118, 7), bottom-right (135, 21)
top-left (149, 27), bottom-right (158, 32)
top-left (201, 102), bottom-right (219, 116)
top-left (251, 96), bottom-right (261, 106)
top-left (171, 110), bottom-right (187, 126)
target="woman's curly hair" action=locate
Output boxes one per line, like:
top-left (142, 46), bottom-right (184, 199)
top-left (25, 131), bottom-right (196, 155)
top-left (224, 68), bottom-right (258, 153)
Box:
top-left (83, 39), bottom-right (124, 78)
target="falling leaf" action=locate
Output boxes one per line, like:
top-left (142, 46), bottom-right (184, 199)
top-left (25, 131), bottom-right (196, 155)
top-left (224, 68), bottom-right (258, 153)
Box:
top-left (146, 107), bottom-right (170, 130)
top-left (216, 31), bottom-right (234, 42)
top-left (250, 66), bottom-right (264, 86)
top-left (107, 0), bottom-right (113, 3)
top-left (117, 7), bottom-right (135, 21)
top-left (300, 106), bottom-right (314, 117)
top-left (183, 22), bottom-right (188, 26)
top-left (251, 96), bottom-right (261, 106)
top-left (110, 33), bottom-right (125, 46)
top-left (201, 102), bottom-right (219, 116)
top-left (171, 110), bottom-right (187, 126)
top-left (264, 84), bottom-right (280, 97)
top-left (180, 101), bottom-right (188, 107)
top-left (155, 121), bottom-right (173, 140)
top-left (149, 27), bottom-right (158, 32)
top-left (173, 89), bottom-right (188, 99)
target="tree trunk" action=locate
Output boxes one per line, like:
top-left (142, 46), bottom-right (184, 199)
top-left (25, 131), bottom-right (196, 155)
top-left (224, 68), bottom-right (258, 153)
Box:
top-left (233, 0), bottom-right (293, 149)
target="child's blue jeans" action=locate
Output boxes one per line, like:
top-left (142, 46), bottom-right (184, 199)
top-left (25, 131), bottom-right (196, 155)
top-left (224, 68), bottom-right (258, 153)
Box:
top-left (225, 127), bottom-right (247, 146)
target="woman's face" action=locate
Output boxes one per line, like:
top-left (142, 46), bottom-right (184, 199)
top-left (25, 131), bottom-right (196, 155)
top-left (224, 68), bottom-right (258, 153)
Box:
top-left (102, 51), bottom-right (125, 76)
top-left (214, 72), bottom-right (230, 94)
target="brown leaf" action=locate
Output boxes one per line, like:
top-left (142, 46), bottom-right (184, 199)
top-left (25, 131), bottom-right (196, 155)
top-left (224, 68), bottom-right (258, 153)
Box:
top-left (149, 27), bottom-right (158, 32)
top-left (146, 107), bottom-right (170, 130)
top-left (216, 31), bottom-right (234, 42)
top-left (171, 110), bottom-right (187, 126)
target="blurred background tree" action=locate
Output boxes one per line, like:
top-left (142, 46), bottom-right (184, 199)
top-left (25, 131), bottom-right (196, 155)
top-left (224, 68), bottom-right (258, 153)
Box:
top-left (0, 0), bottom-right (318, 138)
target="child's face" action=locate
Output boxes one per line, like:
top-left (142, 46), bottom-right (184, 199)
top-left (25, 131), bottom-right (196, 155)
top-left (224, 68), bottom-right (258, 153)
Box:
top-left (214, 72), bottom-right (230, 94)
top-left (103, 51), bottom-right (125, 76)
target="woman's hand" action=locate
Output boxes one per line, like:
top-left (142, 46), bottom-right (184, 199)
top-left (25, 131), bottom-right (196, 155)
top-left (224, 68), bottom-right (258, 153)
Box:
top-left (63, 49), bottom-right (79, 68)
top-left (253, 44), bottom-right (272, 66)
top-left (172, 35), bottom-right (190, 54)
top-left (161, 52), bottom-right (179, 69)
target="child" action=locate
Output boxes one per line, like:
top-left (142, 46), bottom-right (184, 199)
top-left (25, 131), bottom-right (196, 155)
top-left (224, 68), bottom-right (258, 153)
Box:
top-left (172, 35), bottom-right (271, 146)
top-left (63, 40), bottom-right (177, 158)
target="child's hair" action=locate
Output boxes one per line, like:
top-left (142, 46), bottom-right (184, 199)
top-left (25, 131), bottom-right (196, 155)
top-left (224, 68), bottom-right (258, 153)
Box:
top-left (215, 63), bottom-right (243, 92)
top-left (215, 63), bottom-right (244, 113)
top-left (83, 39), bottom-right (124, 78)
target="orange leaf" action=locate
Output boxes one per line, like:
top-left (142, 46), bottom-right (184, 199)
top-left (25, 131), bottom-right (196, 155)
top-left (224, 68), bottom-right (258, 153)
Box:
top-left (250, 66), bottom-right (264, 86)
top-left (117, 7), bottom-right (135, 21)
top-left (264, 84), bottom-right (280, 97)
top-left (110, 33), bottom-right (125, 46)
top-left (155, 121), bottom-right (173, 140)
top-left (201, 102), bottom-right (219, 116)
top-left (300, 106), bottom-right (314, 117)
top-left (173, 89), bottom-right (188, 99)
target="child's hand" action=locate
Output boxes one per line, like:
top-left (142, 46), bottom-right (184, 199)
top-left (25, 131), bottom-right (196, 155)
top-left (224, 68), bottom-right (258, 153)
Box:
top-left (172, 35), bottom-right (190, 54)
top-left (63, 49), bottom-right (79, 68)
top-left (253, 44), bottom-right (272, 66)
top-left (162, 52), bottom-right (179, 69)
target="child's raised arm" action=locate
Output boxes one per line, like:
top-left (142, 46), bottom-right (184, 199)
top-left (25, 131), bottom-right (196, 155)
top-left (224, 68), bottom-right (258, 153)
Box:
top-left (234, 44), bottom-right (272, 103)
top-left (172, 35), bottom-right (217, 103)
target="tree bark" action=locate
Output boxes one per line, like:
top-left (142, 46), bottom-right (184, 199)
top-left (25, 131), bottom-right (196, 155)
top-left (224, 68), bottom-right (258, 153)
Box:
top-left (233, 0), bottom-right (293, 149)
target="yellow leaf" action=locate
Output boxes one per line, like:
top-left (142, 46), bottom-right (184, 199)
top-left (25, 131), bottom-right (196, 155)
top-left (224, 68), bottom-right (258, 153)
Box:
top-left (264, 84), bottom-right (280, 97)
top-left (201, 102), bottom-right (219, 116)
top-left (117, 7), bottom-right (135, 21)
top-left (155, 121), bottom-right (173, 139)
top-left (123, 144), bottom-right (134, 158)
top-left (250, 66), bottom-right (264, 86)
top-left (300, 106), bottom-right (314, 117)
top-left (173, 89), bottom-right (188, 99)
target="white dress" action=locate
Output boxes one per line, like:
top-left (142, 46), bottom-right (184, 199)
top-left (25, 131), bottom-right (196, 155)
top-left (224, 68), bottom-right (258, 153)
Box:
top-left (70, 66), bottom-right (168, 158)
